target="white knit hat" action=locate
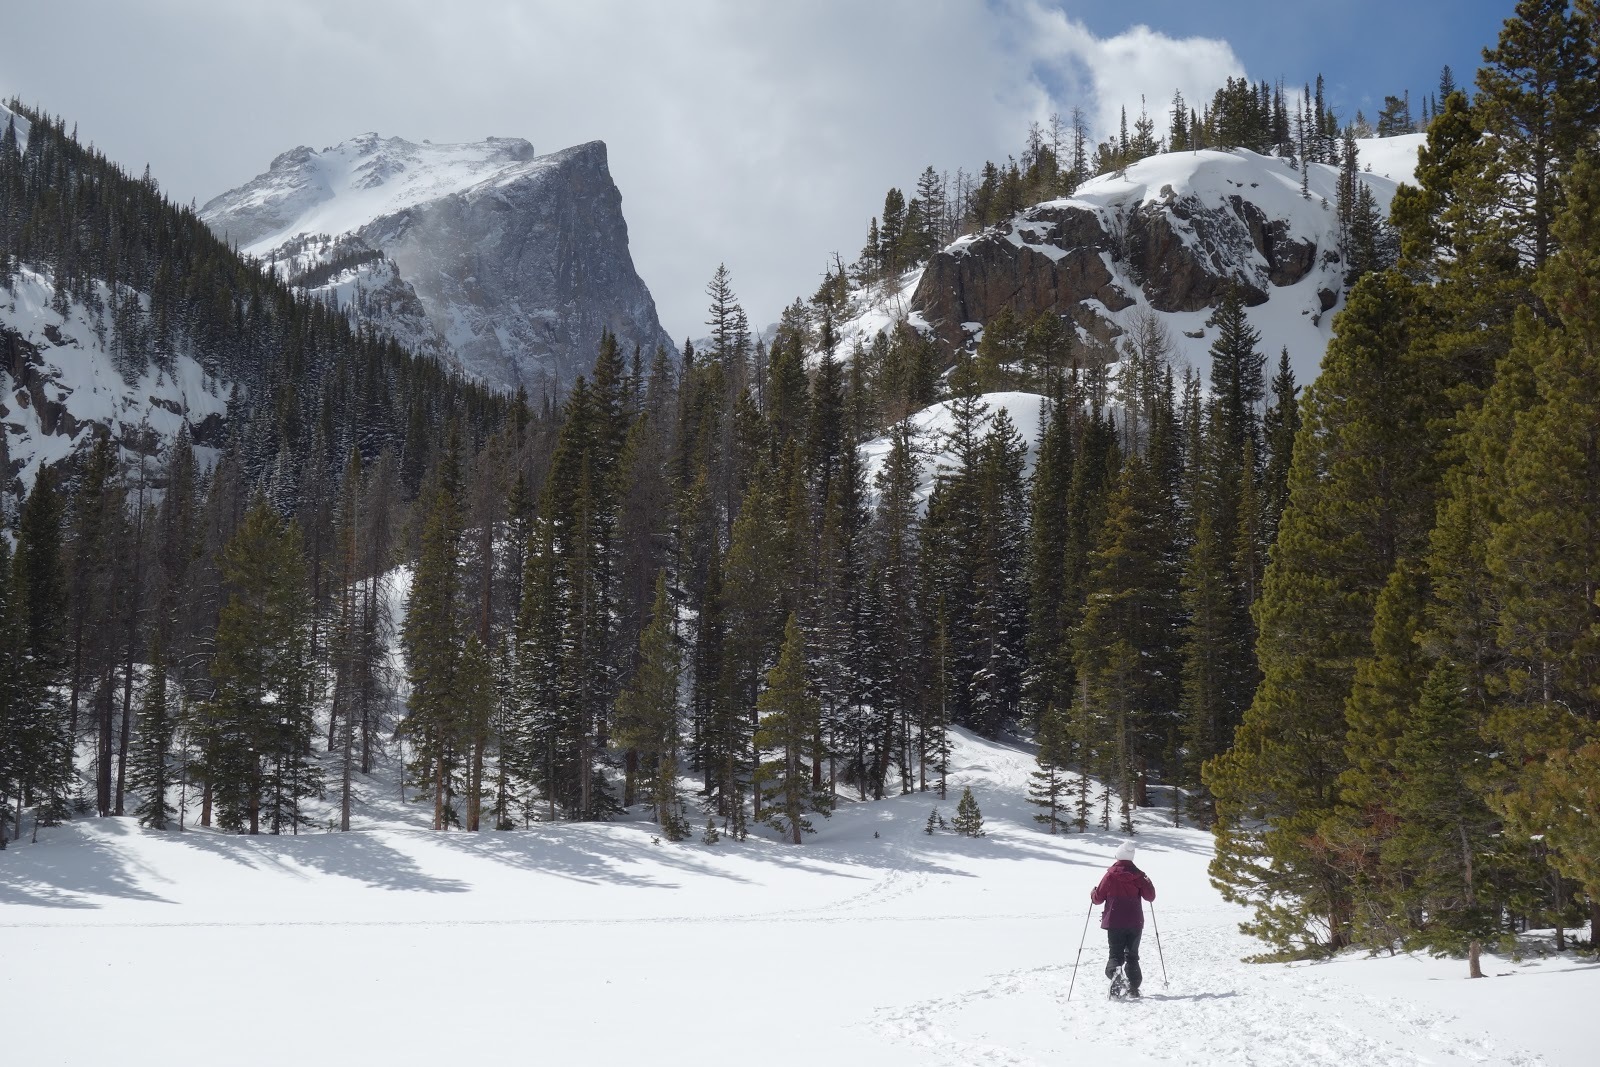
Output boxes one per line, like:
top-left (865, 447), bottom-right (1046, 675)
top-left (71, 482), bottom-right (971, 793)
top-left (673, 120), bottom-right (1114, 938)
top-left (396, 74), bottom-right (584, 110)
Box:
top-left (1114, 842), bottom-right (1136, 862)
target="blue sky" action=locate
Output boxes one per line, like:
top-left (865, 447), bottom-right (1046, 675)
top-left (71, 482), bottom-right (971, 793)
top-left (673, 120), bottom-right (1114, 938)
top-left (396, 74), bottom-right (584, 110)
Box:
top-left (1060, 0), bottom-right (1510, 117)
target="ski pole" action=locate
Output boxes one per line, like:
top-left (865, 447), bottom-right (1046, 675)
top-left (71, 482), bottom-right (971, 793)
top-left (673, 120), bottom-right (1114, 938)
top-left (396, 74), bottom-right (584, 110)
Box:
top-left (1066, 902), bottom-right (1093, 1002)
top-left (1151, 902), bottom-right (1169, 989)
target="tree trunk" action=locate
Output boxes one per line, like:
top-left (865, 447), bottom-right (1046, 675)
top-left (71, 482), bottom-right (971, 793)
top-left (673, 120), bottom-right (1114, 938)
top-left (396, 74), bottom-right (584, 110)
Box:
top-left (69, 614), bottom-right (85, 738)
top-left (98, 672), bottom-right (114, 817)
top-left (116, 469), bottom-right (147, 818)
top-left (201, 781), bottom-right (212, 828)
top-left (1468, 939), bottom-right (1483, 979)
top-left (433, 761), bottom-right (446, 831)
top-left (114, 650), bottom-right (134, 817)
top-left (339, 681), bottom-right (353, 833)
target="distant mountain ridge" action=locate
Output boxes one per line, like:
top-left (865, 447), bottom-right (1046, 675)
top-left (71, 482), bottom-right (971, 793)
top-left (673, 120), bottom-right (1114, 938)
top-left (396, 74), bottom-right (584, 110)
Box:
top-left (201, 132), bottom-right (676, 395)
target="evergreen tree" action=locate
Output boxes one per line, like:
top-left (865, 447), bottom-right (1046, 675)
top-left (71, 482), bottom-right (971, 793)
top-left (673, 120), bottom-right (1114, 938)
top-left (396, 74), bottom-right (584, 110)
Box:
top-left (1474, 0), bottom-right (1600, 271)
top-left (197, 499), bottom-right (319, 835)
top-left (401, 448), bottom-right (468, 830)
top-left (1206, 273), bottom-right (1433, 954)
top-left (1074, 456), bottom-right (1183, 824)
top-left (0, 534), bottom-right (16, 846)
top-left (11, 472), bottom-right (72, 830)
top-left (612, 573), bottom-right (688, 838)
top-left (130, 635), bottom-right (177, 829)
top-left (1261, 349), bottom-right (1300, 547)
top-left (754, 614), bottom-right (822, 844)
top-left (1479, 156), bottom-right (1600, 916)
top-left (1028, 702), bottom-right (1073, 833)
top-left (953, 785), bottom-right (985, 837)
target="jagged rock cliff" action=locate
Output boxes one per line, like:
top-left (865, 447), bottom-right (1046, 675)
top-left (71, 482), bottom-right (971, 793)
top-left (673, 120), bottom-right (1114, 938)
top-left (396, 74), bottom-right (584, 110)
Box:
top-left (841, 139), bottom-right (1422, 387)
top-left (202, 134), bottom-right (676, 395)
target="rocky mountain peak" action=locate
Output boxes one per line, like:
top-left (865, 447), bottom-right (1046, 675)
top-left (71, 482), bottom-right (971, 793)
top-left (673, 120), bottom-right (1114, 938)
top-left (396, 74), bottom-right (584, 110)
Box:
top-left (201, 131), bottom-right (674, 395)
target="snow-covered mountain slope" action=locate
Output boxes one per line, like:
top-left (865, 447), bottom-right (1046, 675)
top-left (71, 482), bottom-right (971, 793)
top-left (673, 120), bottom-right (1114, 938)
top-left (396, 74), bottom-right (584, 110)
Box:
top-left (3, 726), bottom-right (1588, 1066)
top-left (1, 265), bottom-right (232, 504)
top-left (201, 133), bottom-right (676, 396)
top-left (1359, 131), bottom-right (1427, 182)
top-left (860, 390), bottom-right (1048, 509)
top-left (831, 136), bottom-right (1424, 391)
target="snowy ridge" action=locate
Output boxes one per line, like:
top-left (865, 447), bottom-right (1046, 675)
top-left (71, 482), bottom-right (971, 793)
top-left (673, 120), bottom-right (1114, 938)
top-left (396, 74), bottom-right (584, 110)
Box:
top-left (202, 133), bottom-right (556, 257)
top-left (1, 265), bottom-right (232, 501)
top-left (0, 99), bottom-right (32, 149)
top-left (3, 724), bottom-right (1587, 1065)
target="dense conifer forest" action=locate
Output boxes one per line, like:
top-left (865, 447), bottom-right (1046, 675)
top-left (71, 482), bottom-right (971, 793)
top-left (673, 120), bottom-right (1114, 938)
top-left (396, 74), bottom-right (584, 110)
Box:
top-left (1, 0), bottom-right (1598, 980)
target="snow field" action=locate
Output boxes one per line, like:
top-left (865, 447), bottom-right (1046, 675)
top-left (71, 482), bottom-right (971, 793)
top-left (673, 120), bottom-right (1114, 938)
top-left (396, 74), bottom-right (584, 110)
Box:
top-left (2, 727), bottom-right (1590, 1066)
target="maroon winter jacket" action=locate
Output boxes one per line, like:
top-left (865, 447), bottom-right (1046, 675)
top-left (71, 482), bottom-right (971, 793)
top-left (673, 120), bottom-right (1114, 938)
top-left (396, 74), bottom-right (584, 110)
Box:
top-left (1090, 860), bottom-right (1156, 929)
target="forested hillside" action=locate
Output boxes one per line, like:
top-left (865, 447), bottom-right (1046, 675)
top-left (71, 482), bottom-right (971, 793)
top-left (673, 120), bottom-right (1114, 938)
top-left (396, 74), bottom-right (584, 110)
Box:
top-left (0, 101), bottom-right (517, 837)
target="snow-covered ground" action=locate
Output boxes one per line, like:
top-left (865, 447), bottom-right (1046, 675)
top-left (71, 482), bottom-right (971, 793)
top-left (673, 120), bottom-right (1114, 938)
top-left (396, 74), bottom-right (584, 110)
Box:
top-left (3, 727), bottom-right (1589, 1066)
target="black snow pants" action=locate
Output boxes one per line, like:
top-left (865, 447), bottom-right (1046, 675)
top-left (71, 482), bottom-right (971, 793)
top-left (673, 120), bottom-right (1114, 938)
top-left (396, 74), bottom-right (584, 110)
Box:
top-left (1106, 927), bottom-right (1143, 990)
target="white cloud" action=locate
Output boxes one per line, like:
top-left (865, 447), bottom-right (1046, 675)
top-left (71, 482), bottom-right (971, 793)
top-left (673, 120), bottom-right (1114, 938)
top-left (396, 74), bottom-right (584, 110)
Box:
top-left (0, 1), bottom-right (1247, 346)
top-left (1010, 2), bottom-right (1246, 144)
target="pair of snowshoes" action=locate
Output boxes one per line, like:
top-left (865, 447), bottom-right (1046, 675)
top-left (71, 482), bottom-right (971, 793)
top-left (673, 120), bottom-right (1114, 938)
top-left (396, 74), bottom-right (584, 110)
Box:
top-left (1105, 960), bottom-right (1139, 1000)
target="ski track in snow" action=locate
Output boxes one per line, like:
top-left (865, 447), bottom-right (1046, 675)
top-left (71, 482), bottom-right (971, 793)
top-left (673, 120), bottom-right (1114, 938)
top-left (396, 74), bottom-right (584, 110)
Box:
top-left (873, 930), bottom-right (1543, 1067)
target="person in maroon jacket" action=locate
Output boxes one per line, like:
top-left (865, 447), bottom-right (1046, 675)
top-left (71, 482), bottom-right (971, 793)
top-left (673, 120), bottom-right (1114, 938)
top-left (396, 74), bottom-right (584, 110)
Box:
top-left (1090, 841), bottom-right (1157, 997)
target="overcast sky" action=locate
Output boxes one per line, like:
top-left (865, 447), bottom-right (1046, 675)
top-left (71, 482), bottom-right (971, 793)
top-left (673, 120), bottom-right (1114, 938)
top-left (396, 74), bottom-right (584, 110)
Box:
top-left (1, 1), bottom-right (1510, 342)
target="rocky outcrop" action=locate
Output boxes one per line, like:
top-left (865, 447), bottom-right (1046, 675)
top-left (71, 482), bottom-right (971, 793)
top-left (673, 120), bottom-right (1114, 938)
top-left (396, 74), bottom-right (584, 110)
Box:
top-left (910, 148), bottom-right (1355, 362)
top-left (914, 206), bottom-right (1135, 350)
top-left (202, 135), bottom-right (675, 396)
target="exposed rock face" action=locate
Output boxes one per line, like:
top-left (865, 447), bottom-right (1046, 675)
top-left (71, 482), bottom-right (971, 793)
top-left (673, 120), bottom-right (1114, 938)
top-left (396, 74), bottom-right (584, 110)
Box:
top-left (909, 147), bottom-right (1386, 375)
top-left (202, 135), bottom-right (675, 395)
top-left (915, 206), bottom-right (1135, 351)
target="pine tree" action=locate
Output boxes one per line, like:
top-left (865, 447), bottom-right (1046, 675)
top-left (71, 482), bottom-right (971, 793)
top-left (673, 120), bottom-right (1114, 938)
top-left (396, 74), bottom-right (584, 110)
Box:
top-left (1474, 0), bottom-right (1600, 272)
top-left (198, 499), bottom-right (319, 835)
top-left (130, 634), bottom-right (177, 829)
top-left (953, 785), bottom-right (985, 837)
top-left (1261, 349), bottom-right (1300, 547)
top-left (1075, 456), bottom-right (1183, 823)
top-left (401, 450), bottom-right (468, 830)
top-left (754, 614), bottom-right (821, 844)
top-left (1478, 155), bottom-right (1600, 916)
top-left (1028, 702), bottom-right (1073, 833)
top-left (1389, 660), bottom-right (1507, 977)
top-left (0, 534), bottom-right (17, 846)
top-left (11, 472), bottom-right (72, 831)
top-left (612, 573), bottom-right (688, 838)
top-left (1205, 273), bottom-right (1434, 954)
